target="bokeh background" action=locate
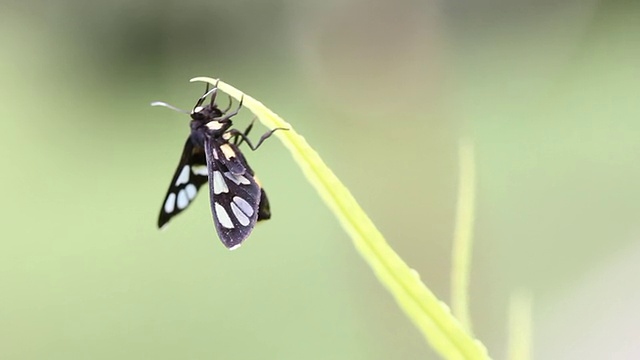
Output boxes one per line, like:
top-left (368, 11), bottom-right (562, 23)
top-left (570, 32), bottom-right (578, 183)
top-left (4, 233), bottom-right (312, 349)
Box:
top-left (1, 0), bottom-right (639, 359)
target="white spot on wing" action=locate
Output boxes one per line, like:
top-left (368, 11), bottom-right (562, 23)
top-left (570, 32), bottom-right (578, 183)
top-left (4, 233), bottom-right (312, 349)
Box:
top-left (228, 243), bottom-right (242, 251)
top-left (192, 165), bottom-right (208, 176)
top-left (215, 203), bottom-right (234, 228)
top-left (177, 190), bottom-right (188, 209)
top-left (185, 184), bottom-right (197, 199)
top-left (164, 193), bottom-right (176, 213)
top-left (224, 171), bottom-right (251, 185)
top-left (212, 171), bottom-right (229, 194)
top-left (233, 196), bottom-right (254, 217)
top-left (193, 106), bottom-right (204, 113)
top-left (230, 202), bottom-right (250, 226)
top-left (176, 165), bottom-right (190, 185)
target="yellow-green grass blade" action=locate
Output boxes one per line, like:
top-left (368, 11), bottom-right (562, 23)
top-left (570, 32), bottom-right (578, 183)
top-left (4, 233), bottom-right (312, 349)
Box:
top-left (451, 140), bottom-right (477, 332)
top-left (507, 290), bottom-right (533, 360)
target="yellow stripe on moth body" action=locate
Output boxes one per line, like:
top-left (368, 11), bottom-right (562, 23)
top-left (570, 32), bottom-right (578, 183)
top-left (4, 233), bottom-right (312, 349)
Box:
top-left (254, 175), bottom-right (263, 188)
top-left (206, 121), bottom-right (224, 131)
top-left (219, 143), bottom-right (236, 160)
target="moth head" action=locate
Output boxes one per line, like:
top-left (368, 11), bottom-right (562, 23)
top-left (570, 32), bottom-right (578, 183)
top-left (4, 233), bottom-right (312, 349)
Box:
top-left (191, 106), bottom-right (206, 120)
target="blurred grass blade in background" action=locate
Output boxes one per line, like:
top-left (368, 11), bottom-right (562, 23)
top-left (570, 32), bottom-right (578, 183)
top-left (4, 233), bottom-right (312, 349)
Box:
top-left (192, 77), bottom-right (491, 359)
top-left (507, 290), bottom-right (533, 360)
top-left (451, 140), bottom-right (477, 333)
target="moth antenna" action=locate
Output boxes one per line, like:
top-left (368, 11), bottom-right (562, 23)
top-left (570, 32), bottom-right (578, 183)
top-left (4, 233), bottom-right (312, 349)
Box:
top-left (151, 101), bottom-right (189, 114)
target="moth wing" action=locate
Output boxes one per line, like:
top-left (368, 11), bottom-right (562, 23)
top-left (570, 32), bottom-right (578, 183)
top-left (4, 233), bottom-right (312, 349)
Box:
top-left (231, 143), bottom-right (271, 222)
top-left (157, 138), bottom-right (209, 228)
top-left (204, 137), bottom-right (261, 249)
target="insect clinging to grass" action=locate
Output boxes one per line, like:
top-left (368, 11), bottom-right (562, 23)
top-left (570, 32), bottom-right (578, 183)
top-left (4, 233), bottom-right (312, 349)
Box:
top-left (152, 82), bottom-right (286, 249)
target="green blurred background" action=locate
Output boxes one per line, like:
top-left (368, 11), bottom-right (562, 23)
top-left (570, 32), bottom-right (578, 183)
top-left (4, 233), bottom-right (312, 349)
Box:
top-left (1, 0), bottom-right (639, 359)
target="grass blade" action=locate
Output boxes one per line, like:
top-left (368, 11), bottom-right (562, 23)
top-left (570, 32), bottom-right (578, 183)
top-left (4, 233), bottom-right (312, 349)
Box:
top-left (451, 140), bottom-right (477, 332)
top-left (507, 290), bottom-right (533, 360)
top-left (191, 77), bottom-right (491, 360)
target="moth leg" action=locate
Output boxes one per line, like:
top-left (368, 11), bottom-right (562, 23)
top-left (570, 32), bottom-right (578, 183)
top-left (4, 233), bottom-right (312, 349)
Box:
top-left (209, 80), bottom-right (223, 107)
top-left (228, 127), bottom-right (288, 151)
top-left (216, 95), bottom-right (244, 122)
top-left (234, 117), bottom-right (256, 146)
top-left (222, 94), bottom-right (234, 114)
top-left (195, 87), bottom-right (217, 110)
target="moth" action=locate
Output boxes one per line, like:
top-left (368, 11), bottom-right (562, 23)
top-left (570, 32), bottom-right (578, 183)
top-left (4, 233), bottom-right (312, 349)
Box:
top-left (153, 84), bottom-right (284, 249)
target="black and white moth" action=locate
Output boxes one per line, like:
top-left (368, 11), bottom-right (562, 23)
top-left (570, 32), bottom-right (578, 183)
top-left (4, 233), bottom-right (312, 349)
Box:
top-left (153, 84), bottom-right (284, 250)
